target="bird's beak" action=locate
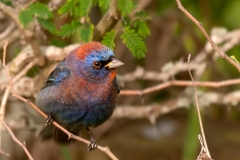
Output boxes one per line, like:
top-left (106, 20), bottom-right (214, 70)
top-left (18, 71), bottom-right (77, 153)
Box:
top-left (105, 58), bottom-right (124, 69)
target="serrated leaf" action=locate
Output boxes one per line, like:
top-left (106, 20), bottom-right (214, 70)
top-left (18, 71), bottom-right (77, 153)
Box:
top-left (101, 30), bottom-right (116, 49)
top-left (19, 9), bottom-right (33, 27)
top-left (134, 11), bottom-right (149, 19)
top-left (58, 21), bottom-right (81, 38)
top-left (79, 24), bottom-right (94, 42)
top-left (58, 0), bottom-right (77, 16)
top-left (99, 0), bottom-right (111, 11)
top-left (117, 0), bottom-right (133, 16)
top-left (38, 18), bottom-right (57, 34)
top-left (133, 20), bottom-right (150, 38)
top-left (121, 28), bottom-right (146, 58)
top-left (80, 0), bottom-right (92, 17)
top-left (72, 5), bottom-right (81, 17)
top-left (29, 2), bottom-right (53, 19)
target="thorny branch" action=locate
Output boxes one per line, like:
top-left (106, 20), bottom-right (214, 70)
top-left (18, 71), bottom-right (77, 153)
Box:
top-left (2, 41), bottom-right (119, 160)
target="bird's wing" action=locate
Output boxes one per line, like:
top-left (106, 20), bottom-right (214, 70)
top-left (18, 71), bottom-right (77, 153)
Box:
top-left (42, 58), bottom-right (70, 89)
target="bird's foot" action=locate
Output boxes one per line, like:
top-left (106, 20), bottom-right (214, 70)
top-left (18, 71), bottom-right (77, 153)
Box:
top-left (87, 137), bottom-right (97, 152)
top-left (45, 115), bottom-right (53, 126)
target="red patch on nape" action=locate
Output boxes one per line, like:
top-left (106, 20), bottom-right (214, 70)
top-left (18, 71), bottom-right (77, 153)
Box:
top-left (76, 42), bottom-right (105, 60)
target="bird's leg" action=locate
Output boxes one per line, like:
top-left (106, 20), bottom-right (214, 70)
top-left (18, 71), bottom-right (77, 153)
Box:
top-left (45, 114), bottom-right (54, 126)
top-left (86, 128), bottom-right (97, 152)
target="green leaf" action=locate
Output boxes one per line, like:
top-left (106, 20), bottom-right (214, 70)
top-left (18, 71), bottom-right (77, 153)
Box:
top-left (38, 18), bottom-right (57, 34)
top-left (79, 24), bottom-right (94, 42)
top-left (133, 20), bottom-right (150, 38)
top-left (58, 21), bottom-right (81, 38)
top-left (58, 0), bottom-right (77, 16)
top-left (29, 2), bottom-right (53, 19)
top-left (19, 9), bottom-right (33, 27)
top-left (101, 30), bottom-right (117, 49)
top-left (121, 28), bottom-right (146, 58)
top-left (1, 0), bottom-right (12, 6)
top-left (117, 0), bottom-right (133, 16)
top-left (134, 11), bottom-right (149, 19)
top-left (80, 0), bottom-right (92, 17)
top-left (99, 0), bottom-right (111, 11)
top-left (50, 38), bottom-right (67, 47)
top-left (26, 66), bottom-right (39, 77)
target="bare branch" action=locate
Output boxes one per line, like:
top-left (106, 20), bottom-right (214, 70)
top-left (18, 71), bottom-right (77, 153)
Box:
top-left (93, 0), bottom-right (120, 41)
top-left (188, 54), bottom-right (212, 159)
top-left (113, 89), bottom-right (240, 120)
top-left (2, 41), bottom-right (118, 160)
top-left (0, 119), bottom-right (34, 160)
top-left (0, 2), bottom-right (45, 66)
top-left (176, 0), bottom-right (240, 72)
top-left (0, 22), bottom-right (15, 39)
top-left (120, 78), bottom-right (240, 96)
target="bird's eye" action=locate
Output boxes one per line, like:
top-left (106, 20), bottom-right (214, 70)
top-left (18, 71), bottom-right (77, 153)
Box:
top-left (93, 61), bottom-right (102, 69)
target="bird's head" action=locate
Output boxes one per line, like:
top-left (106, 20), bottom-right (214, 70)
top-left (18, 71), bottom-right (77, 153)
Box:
top-left (69, 42), bottom-right (124, 82)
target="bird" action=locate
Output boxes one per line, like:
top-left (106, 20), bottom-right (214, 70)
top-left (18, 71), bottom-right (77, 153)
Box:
top-left (35, 42), bottom-right (124, 151)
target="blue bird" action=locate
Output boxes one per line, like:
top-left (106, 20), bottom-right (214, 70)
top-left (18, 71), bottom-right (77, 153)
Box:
top-left (35, 42), bottom-right (124, 151)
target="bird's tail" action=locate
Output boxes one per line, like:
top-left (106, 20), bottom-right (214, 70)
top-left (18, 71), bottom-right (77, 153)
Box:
top-left (39, 125), bottom-right (74, 144)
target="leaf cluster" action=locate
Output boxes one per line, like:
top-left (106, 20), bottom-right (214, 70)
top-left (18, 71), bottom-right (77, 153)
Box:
top-left (19, 0), bottom-right (150, 58)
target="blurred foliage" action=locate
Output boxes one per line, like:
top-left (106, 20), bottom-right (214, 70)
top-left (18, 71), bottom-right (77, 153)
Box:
top-left (18, 0), bottom-right (150, 58)
top-left (60, 146), bottom-right (74, 160)
top-left (0, 0), bottom-right (12, 6)
top-left (182, 106), bottom-right (200, 160)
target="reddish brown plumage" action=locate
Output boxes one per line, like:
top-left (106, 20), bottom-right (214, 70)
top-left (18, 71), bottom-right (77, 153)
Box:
top-left (76, 42), bottom-right (107, 60)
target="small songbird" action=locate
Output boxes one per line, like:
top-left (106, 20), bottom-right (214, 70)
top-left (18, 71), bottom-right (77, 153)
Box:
top-left (35, 42), bottom-right (124, 151)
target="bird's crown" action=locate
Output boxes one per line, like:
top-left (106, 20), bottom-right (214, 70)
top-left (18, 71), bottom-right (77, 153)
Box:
top-left (76, 42), bottom-right (114, 61)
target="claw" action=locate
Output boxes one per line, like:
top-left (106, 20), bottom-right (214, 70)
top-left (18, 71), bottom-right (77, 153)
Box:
top-left (87, 137), bottom-right (98, 152)
top-left (45, 115), bottom-right (53, 126)
top-left (86, 128), bottom-right (97, 152)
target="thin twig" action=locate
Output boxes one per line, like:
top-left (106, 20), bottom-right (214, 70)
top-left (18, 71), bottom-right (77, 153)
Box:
top-left (0, 87), bottom-right (10, 147)
top-left (176, 0), bottom-right (240, 72)
top-left (119, 78), bottom-right (240, 96)
top-left (0, 22), bottom-right (15, 40)
top-left (12, 61), bottom-right (35, 83)
top-left (0, 119), bottom-right (34, 160)
top-left (0, 149), bottom-right (10, 156)
top-left (0, 2), bottom-right (45, 66)
top-left (2, 41), bottom-right (118, 160)
top-left (187, 54), bottom-right (211, 159)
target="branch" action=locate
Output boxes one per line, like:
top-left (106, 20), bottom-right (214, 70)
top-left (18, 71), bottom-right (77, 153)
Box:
top-left (93, 0), bottom-right (120, 41)
top-left (176, 0), bottom-right (240, 72)
top-left (0, 119), bottom-right (33, 160)
top-left (0, 22), bottom-right (15, 39)
top-left (0, 2), bottom-right (45, 66)
top-left (188, 54), bottom-right (212, 159)
top-left (0, 29), bottom-right (20, 47)
top-left (119, 78), bottom-right (240, 96)
top-left (2, 41), bottom-right (118, 160)
top-left (113, 89), bottom-right (240, 120)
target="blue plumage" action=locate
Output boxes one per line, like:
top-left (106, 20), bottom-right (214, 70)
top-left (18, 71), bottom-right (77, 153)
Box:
top-left (36, 42), bottom-right (123, 150)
